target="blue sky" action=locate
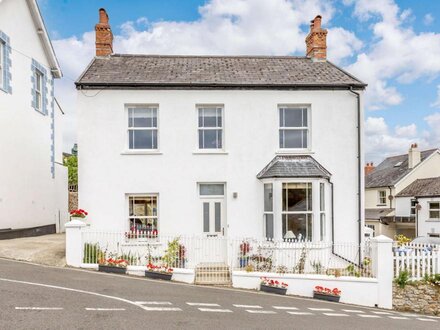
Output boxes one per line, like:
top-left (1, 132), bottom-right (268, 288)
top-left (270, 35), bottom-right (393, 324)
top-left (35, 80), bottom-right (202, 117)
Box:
top-left (38, 0), bottom-right (440, 162)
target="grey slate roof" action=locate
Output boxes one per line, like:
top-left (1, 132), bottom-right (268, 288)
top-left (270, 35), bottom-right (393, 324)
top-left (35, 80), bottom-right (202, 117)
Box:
top-left (365, 208), bottom-right (394, 220)
top-left (365, 149), bottom-right (438, 189)
top-left (257, 155), bottom-right (331, 179)
top-left (396, 177), bottom-right (440, 197)
top-left (76, 54), bottom-right (366, 89)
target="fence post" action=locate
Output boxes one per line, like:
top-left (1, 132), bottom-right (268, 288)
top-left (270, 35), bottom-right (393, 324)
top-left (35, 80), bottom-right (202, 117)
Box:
top-left (65, 219), bottom-right (86, 267)
top-left (371, 235), bottom-right (393, 309)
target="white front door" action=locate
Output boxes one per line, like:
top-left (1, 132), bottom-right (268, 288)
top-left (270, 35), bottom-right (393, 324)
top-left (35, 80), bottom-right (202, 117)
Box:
top-left (202, 199), bottom-right (225, 236)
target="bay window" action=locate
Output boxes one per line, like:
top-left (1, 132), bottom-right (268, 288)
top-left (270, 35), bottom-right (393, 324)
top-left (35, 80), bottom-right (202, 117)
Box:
top-left (264, 183), bottom-right (274, 239)
top-left (128, 195), bottom-right (158, 233)
top-left (282, 182), bottom-right (313, 241)
top-left (127, 106), bottom-right (158, 150)
top-left (319, 183), bottom-right (326, 241)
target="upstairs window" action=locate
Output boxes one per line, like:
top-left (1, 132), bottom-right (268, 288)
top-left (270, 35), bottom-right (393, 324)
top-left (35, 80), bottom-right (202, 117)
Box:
top-left (378, 190), bottom-right (387, 205)
top-left (127, 106), bottom-right (158, 150)
top-left (410, 199), bottom-right (417, 216)
top-left (279, 106), bottom-right (309, 149)
top-left (429, 202), bottom-right (440, 220)
top-left (0, 30), bottom-right (12, 94)
top-left (198, 106), bottom-right (223, 149)
top-left (31, 59), bottom-right (47, 114)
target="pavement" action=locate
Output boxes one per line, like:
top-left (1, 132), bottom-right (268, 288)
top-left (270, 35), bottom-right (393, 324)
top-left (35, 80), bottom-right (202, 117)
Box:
top-left (0, 234), bottom-right (65, 267)
top-left (0, 258), bottom-right (438, 330)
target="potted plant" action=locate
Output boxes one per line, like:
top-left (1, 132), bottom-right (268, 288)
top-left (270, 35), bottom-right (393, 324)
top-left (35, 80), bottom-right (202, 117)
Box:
top-left (238, 241), bottom-right (251, 268)
top-left (313, 286), bottom-right (341, 302)
top-left (70, 209), bottom-right (88, 221)
top-left (145, 263), bottom-right (173, 280)
top-left (98, 257), bottom-right (128, 274)
top-left (260, 277), bottom-right (288, 295)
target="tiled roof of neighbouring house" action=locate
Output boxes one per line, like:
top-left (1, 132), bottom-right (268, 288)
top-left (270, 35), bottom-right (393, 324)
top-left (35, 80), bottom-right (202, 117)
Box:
top-left (75, 54), bottom-right (366, 89)
top-left (257, 155), bottom-right (331, 179)
top-left (396, 177), bottom-right (440, 197)
top-left (365, 149), bottom-right (438, 188)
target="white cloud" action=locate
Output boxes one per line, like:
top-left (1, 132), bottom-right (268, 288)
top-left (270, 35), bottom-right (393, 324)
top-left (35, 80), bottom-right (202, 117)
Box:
top-left (344, 0), bottom-right (440, 110)
top-left (424, 112), bottom-right (440, 147)
top-left (430, 85), bottom-right (440, 108)
top-left (424, 13), bottom-right (434, 26)
top-left (395, 124), bottom-right (417, 138)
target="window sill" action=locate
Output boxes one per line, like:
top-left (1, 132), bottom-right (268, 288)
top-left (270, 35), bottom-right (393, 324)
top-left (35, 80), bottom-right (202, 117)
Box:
top-left (193, 150), bottom-right (229, 155)
top-left (376, 204), bottom-right (387, 207)
top-left (33, 107), bottom-right (47, 116)
top-left (121, 150), bottom-right (163, 155)
top-left (426, 219), bottom-right (440, 222)
top-left (276, 149), bottom-right (314, 155)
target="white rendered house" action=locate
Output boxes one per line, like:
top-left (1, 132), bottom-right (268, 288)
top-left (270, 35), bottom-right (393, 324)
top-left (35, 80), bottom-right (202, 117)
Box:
top-left (0, 0), bottom-right (68, 237)
top-left (76, 10), bottom-right (366, 244)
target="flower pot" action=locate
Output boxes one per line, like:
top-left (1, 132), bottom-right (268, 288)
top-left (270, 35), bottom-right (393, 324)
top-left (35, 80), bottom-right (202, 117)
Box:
top-left (260, 284), bottom-right (287, 295)
top-left (98, 265), bottom-right (127, 274)
top-left (239, 257), bottom-right (249, 268)
top-left (145, 270), bottom-right (173, 281)
top-left (313, 291), bottom-right (340, 302)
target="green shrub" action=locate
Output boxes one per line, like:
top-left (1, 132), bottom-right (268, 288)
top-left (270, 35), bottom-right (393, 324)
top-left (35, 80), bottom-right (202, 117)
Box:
top-left (423, 274), bottom-right (440, 287)
top-left (83, 243), bottom-right (104, 263)
top-left (395, 270), bottom-right (410, 288)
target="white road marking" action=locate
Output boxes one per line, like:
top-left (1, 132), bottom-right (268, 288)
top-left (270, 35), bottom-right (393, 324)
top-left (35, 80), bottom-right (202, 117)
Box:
top-left (135, 301), bottom-right (172, 305)
top-left (389, 316), bottom-right (409, 320)
top-left (0, 278), bottom-right (144, 311)
top-left (372, 311), bottom-right (392, 315)
top-left (246, 310), bottom-right (276, 314)
top-left (417, 318), bottom-right (437, 322)
top-left (85, 308), bottom-right (125, 311)
top-left (358, 314), bottom-right (381, 318)
top-left (342, 309), bottom-right (364, 313)
top-left (308, 308), bottom-right (333, 311)
top-left (198, 308), bottom-right (232, 313)
top-left (234, 304), bottom-right (262, 309)
top-left (273, 306), bottom-right (298, 310)
top-left (142, 307), bottom-right (182, 311)
top-left (288, 311), bottom-right (314, 315)
top-left (323, 313), bottom-right (349, 317)
top-left (15, 307), bottom-right (63, 310)
top-left (186, 302), bottom-right (220, 307)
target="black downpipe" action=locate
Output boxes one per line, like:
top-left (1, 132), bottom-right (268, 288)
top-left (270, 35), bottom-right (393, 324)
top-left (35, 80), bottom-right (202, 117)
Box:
top-left (349, 87), bottom-right (363, 266)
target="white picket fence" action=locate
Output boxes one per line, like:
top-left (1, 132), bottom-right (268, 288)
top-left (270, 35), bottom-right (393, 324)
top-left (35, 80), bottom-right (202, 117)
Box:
top-left (393, 243), bottom-right (440, 279)
top-left (82, 230), bottom-right (373, 277)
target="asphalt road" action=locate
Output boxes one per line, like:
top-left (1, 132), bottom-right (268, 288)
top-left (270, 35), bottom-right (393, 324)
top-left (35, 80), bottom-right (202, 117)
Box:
top-left (0, 258), bottom-right (438, 330)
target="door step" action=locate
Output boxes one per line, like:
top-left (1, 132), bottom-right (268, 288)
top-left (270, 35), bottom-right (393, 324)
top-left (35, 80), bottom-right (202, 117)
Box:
top-left (195, 263), bottom-right (231, 285)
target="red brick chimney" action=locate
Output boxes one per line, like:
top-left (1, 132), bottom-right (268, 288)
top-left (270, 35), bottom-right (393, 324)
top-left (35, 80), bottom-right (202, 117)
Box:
top-left (305, 15), bottom-right (327, 61)
top-left (365, 162), bottom-right (375, 175)
top-left (95, 8), bottom-right (113, 57)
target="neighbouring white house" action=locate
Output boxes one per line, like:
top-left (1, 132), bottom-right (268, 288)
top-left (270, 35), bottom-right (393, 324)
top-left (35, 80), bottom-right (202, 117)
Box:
top-left (395, 177), bottom-right (440, 238)
top-left (0, 0), bottom-right (68, 238)
top-left (365, 144), bottom-right (440, 239)
top-left (75, 9), bottom-right (366, 244)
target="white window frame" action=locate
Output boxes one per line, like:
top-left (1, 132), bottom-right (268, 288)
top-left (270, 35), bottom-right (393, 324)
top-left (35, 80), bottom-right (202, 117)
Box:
top-left (410, 199), bottom-right (417, 216)
top-left (278, 105), bottom-right (310, 150)
top-left (127, 194), bottom-right (159, 233)
top-left (197, 105), bottom-right (224, 151)
top-left (378, 190), bottom-right (387, 205)
top-left (35, 69), bottom-right (43, 111)
top-left (319, 182), bottom-right (326, 241)
top-left (0, 41), bottom-right (4, 90)
top-left (264, 183), bottom-right (274, 240)
top-left (281, 182), bottom-right (313, 241)
top-left (428, 202), bottom-right (440, 220)
top-left (126, 105), bottom-right (159, 151)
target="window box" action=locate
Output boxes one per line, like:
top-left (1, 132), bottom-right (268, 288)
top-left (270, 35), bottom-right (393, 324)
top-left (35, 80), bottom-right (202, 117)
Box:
top-left (145, 270), bottom-right (173, 281)
top-left (260, 284), bottom-right (287, 295)
top-left (98, 265), bottom-right (127, 274)
top-left (313, 291), bottom-right (340, 302)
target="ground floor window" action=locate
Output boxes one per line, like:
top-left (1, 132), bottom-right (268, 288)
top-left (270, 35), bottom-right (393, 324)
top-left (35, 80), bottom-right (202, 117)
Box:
top-left (264, 183), bottom-right (274, 239)
top-left (128, 195), bottom-right (158, 233)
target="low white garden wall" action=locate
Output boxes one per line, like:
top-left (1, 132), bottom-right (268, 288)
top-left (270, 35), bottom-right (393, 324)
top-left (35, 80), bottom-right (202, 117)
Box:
top-left (233, 271), bottom-right (381, 308)
top-left (80, 264), bottom-right (195, 284)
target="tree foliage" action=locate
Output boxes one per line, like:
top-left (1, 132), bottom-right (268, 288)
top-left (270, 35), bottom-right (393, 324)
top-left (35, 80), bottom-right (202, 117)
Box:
top-left (64, 155), bottom-right (78, 185)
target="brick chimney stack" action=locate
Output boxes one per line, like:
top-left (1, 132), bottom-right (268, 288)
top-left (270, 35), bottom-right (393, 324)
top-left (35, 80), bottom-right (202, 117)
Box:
top-left (408, 143), bottom-right (421, 169)
top-left (95, 8), bottom-right (113, 57)
top-left (305, 15), bottom-right (327, 61)
top-left (365, 162), bottom-right (375, 175)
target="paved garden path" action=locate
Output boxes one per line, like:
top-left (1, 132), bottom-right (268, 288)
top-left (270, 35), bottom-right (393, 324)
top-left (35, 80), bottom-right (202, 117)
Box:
top-left (0, 234), bottom-right (65, 267)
